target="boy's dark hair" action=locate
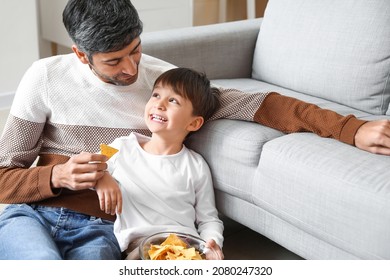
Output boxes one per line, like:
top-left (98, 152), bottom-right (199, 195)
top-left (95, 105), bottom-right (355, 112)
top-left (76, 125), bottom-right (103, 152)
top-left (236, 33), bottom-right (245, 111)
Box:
top-left (154, 68), bottom-right (221, 122)
top-left (63, 0), bottom-right (143, 62)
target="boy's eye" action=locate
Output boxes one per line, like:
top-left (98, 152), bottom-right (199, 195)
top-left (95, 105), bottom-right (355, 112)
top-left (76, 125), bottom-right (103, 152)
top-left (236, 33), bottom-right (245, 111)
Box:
top-left (152, 92), bottom-right (159, 98)
top-left (169, 98), bottom-right (179, 104)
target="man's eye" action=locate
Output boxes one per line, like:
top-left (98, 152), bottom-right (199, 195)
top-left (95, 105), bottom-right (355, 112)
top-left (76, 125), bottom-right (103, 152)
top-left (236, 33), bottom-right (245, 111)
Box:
top-left (106, 60), bottom-right (120, 66)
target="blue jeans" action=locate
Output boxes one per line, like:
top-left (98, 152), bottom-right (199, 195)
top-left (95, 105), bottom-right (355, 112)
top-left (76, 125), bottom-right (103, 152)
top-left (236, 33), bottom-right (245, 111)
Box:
top-left (0, 204), bottom-right (121, 260)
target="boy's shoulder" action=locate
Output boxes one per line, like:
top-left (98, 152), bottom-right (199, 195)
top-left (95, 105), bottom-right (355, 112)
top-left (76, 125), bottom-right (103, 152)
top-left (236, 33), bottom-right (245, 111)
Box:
top-left (109, 132), bottom-right (151, 151)
top-left (183, 145), bottom-right (209, 166)
top-left (112, 131), bottom-right (140, 141)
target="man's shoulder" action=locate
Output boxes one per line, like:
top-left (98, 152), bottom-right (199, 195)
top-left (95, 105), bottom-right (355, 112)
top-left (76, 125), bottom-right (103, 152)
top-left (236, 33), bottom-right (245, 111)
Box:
top-left (34, 53), bottom-right (76, 66)
top-left (29, 53), bottom-right (78, 76)
top-left (140, 54), bottom-right (176, 71)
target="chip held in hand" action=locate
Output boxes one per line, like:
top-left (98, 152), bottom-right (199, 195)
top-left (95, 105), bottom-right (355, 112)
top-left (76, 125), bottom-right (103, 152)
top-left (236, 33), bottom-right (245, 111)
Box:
top-left (100, 143), bottom-right (118, 159)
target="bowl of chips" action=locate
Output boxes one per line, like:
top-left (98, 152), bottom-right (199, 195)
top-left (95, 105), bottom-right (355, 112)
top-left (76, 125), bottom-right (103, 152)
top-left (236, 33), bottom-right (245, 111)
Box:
top-left (139, 232), bottom-right (216, 260)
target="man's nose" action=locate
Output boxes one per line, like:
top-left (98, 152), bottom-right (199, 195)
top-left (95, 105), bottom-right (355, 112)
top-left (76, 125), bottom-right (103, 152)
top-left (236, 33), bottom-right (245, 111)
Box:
top-left (122, 56), bottom-right (137, 75)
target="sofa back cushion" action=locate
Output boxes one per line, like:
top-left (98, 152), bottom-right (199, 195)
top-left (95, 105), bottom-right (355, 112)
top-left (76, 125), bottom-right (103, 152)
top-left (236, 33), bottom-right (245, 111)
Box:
top-left (252, 0), bottom-right (390, 115)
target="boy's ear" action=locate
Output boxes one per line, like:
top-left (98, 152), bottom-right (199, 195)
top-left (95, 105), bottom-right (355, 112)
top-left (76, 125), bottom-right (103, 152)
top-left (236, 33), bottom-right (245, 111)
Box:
top-left (72, 45), bottom-right (89, 64)
top-left (187, 116), bottom-right (204, 132)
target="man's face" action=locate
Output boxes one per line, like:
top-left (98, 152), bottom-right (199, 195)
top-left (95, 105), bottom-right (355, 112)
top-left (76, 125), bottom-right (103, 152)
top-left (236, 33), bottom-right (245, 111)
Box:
top-left (75, 38), bottom-right (142, 86)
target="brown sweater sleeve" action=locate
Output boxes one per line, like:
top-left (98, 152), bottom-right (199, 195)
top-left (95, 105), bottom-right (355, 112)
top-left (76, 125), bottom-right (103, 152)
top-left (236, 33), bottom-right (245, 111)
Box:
top-left (254, 92), bottom-right (367, 145)
top-left (0, 116), bottom-right (63, 204)
top-left (0, 164), bottom-right (58, 204)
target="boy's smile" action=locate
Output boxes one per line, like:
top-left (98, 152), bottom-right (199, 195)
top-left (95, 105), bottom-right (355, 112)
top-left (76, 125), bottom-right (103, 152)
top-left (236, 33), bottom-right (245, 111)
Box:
top-left (150, 114), bottom-right (168, 123)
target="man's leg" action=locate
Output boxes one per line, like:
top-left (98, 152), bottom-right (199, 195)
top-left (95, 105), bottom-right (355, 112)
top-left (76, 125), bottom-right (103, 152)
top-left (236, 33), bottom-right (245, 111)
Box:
top-left (0, 204), bottom-right (62, 260)
top-left (57, 211), bottom-right (121, 260)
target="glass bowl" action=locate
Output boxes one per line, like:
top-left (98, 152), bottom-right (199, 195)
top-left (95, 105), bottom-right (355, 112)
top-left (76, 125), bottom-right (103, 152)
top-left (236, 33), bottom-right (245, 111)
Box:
top-left (139, 231), bottom-right (218, 260)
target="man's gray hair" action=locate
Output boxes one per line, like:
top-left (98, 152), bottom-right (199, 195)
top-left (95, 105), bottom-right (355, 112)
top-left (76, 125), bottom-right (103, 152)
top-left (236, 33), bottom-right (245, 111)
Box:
top-left (63, 0), bottom-right (143, 61)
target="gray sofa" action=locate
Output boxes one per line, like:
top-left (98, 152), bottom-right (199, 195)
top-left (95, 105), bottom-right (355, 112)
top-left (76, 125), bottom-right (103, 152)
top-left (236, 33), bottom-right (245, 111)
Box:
top-left (141, 0), bottom-right (390, 260)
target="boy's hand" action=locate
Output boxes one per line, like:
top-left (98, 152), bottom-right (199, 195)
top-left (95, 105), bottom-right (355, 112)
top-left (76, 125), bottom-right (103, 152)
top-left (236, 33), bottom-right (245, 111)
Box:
top-left (94, 172), bottom-right (122, 215)
top-left (205, 239), bottom-right (224, 260)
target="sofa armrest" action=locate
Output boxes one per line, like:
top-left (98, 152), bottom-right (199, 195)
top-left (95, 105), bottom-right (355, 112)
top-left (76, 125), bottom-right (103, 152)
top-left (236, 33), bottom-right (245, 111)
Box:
top-left (141, 18), bottom-right (262, 80)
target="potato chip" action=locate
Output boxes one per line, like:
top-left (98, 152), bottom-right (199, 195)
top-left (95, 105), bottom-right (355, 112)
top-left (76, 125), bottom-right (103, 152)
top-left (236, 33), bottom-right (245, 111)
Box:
top-left (161, 233), bottom-right (188, 247)
top-left (147, 233), bottom-right (203, 260)
top-left (100, 143), bottom-right (118, 159)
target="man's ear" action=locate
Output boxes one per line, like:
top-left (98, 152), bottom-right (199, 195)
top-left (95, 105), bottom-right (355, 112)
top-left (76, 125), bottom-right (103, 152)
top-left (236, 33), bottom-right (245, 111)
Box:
top-left (187, 116), bottom-right (204, 132)
top-left (72, 45), bottom-right (89, 64)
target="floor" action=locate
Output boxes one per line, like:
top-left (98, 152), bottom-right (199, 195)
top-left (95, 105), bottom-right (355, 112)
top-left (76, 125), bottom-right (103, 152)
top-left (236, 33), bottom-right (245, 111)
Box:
top-left (220, 215), bottom-right (303, 260)
top-left (0, 107), bottom-right (302, 260)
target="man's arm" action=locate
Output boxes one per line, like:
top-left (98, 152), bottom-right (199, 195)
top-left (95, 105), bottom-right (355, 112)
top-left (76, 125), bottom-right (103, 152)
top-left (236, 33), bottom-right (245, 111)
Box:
top-left (253, 92), bottom-right (366, 145)
top-left (254, 92), bottom-right (390, 155)
top-left (0, 115), bottom-right (54, 203)
top-left (0, 116), bottom-right (108, 204)
top-left (0, 166), bottom-right (57, 204)
top-left (212, 89), bottom-right (390, 155)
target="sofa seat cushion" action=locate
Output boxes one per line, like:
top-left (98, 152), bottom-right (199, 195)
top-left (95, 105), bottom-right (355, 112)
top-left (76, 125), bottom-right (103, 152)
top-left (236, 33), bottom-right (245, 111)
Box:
top-left (253, 133), bottom-right (390, 259)
top-left (185, 119), bottom-right (283, 203)
top-left (252, 0), bottom-right (390, 115)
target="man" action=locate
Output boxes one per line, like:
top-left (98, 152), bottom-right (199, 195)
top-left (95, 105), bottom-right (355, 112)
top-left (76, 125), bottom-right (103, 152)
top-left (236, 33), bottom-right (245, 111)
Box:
top-left (0, 0), bottom-right (389, 259)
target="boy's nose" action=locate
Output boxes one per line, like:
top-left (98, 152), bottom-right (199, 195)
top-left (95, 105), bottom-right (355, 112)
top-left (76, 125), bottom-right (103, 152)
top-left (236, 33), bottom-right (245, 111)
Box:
top-left (154, 101), bottom-right (166, 110)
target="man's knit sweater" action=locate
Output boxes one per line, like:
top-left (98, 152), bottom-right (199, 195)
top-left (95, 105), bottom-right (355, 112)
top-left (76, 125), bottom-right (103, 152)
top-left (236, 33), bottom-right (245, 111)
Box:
top-left (0, 53), bottom-right (366, 221)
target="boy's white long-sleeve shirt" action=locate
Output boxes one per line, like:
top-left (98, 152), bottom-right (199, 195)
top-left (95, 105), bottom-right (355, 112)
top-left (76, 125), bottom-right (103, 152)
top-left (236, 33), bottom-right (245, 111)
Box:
top-left (107, 133), bottom-right (224, 252)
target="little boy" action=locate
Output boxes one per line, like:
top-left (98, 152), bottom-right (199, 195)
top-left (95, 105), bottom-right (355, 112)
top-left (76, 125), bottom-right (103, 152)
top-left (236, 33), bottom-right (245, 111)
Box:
top-left (95, 67), bottom-right (224, 259)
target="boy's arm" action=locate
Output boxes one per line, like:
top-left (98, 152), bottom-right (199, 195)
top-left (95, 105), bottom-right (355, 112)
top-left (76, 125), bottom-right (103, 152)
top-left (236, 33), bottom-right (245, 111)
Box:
top-left (194, 161), bottom-right (224, 248)
top-left (94, 172), bottom-right (122, 215)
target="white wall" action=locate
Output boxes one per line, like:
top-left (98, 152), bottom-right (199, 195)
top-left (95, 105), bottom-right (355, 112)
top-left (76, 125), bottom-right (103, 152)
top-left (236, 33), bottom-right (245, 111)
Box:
top-left (0, 0), bottom-right (41, 109)
top-left (39, 0), bottom-right (193, 48)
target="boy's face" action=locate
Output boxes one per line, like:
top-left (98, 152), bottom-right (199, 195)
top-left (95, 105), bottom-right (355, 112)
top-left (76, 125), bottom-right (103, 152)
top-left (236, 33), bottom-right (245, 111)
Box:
top-left (144, 83), bottom-right (204, 140)
top-left (73, 38), bottom-right (142, 86)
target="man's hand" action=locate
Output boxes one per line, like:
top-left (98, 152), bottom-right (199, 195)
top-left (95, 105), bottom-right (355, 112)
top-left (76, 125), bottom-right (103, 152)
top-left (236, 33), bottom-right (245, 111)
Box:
top-left (355, 120), bottom-right (390, 155)
top-left (95, 172), bottom-right (122, 215)
top-left (51, 151), bottom-right (108, 190)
